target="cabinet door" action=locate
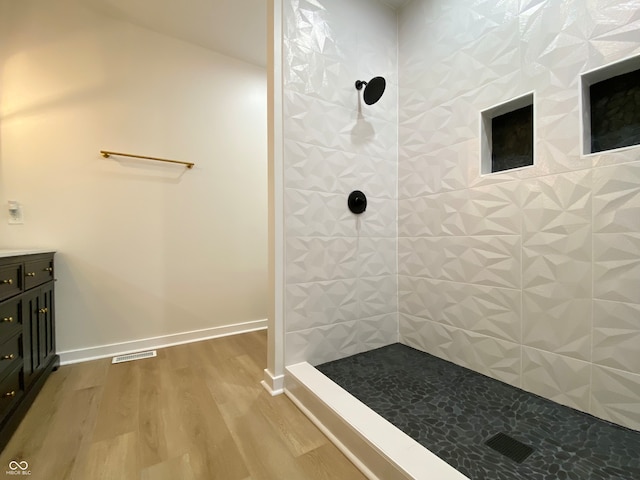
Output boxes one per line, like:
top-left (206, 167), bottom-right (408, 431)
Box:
top-left (22, 284), bottom-right (56, 388)
top-left (39, 284), bottom-right (55, 369)
top-left (21, 290), bottom-right (38, 388)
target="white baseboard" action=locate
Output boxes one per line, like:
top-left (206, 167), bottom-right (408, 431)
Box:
top-left (261, 368), bottom-right (285, 396)
top-left (58, 319), bottom-right (267, 365)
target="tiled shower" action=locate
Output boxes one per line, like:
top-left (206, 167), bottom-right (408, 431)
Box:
top-left (281, 0), bottom-right (640, 432)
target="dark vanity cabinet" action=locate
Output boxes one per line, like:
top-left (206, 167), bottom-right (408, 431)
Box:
top-left (0, 252), bottom-right (59, 451)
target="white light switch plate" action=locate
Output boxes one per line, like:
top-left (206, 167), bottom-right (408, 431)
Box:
top-left (8, 201), bottom-right (23, 224)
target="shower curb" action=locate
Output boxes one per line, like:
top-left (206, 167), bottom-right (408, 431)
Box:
top-left (285, 362), bottom-right (469, 480)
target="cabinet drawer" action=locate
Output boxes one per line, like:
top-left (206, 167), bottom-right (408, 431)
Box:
top-left (23, 259), bottom-right (54, 290)
top-left (0, 334), bottom-right (21, 381)
top-left (0, 264), bottom-right (22, 301)
top-left (0, 300), bottom-right (20, 338)
top-left (0, 364), bottom-right (22, 420)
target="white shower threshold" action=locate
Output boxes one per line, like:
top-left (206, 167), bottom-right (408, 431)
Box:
top-left (285, 362), bottom-right (470, 480)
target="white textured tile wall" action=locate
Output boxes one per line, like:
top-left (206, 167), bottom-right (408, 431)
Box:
top-left (398, 0), bottom-right (640, 431)
top-left (283, 0), bottom-right (398, 367)
top-left (281, 0), bottom-right (640, 432)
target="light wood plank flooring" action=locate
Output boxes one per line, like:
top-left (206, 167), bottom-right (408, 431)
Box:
top-left (0, 331), bottom-right (366, 480)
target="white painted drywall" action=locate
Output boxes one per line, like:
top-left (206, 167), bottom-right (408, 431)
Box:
top-left (0, 0), bottom-right (268, 355)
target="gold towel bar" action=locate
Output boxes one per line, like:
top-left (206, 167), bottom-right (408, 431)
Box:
top-left (100, 150), bottom-right (194, 169)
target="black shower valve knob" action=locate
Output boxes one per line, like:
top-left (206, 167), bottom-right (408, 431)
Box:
top-left (348, 190), bottom-right (367, 214)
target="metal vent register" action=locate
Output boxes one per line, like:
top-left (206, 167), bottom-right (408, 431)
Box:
top-left (112, 350), bottom-right (157, 364)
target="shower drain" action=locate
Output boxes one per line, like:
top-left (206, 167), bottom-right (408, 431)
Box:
top-left (485, 432), bottom-right (534, 463)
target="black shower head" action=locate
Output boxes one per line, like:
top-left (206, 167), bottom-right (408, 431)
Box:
top-left (355, 76), bottom-right (386, 105)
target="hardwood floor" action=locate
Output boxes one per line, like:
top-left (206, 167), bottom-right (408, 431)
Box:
top-left (0, 331), bottom-right (366, 480)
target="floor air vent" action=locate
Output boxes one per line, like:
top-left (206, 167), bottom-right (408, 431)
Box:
top-left (485, 432), bottom-right (533, 464)
top-left (112, 350), bottom-right (157, 364)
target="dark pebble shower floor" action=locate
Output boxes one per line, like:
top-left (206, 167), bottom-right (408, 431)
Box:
top-left (316, 344), bottom-right (640, 480)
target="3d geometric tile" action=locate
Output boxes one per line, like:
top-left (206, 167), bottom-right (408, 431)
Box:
top-left (400, 312), bottom-right (521, 387)
top-left (400, 103), bottom-right (456, 153)
top-left (357, 237), bottom-right (397, 277)
top-left (522, 171), bottom-right (592, 294)
top-left (520, 0), bottom-right (590, 84)
top-left (400, 139), bottom-right (476, 195)
top-left (283, 0), bottom-right (640, 432)
top-left (398, 195), bottom-right (442, 237)
top-left (356, 197), bottom-right (397, 238)
top-left (397, 152), bottom-right (441, 199)
top-left (283, 0), bottom-right (358, 109)
top-left (457, 329), bottom-right (521, 388)
top-left (282, 0), bottom-right (399, 369)
top-left (285, 320), bottom-right (361, 367)
top-left (535, 102), bottom-right (584, 175)
top-left (358, 275), bottom-right (397, 318)
top-left (433, 141), bottom-right (471, 192)
top-left (591, 365), bottom-right (640, 432)
top-left (441, 236), bottom-right (521, 289)
top-left (439, 189), bottom-right (472, 236)
top-left (522, 171), bottom-right (592, 237)
top-left (284, 189), bottom-right (354, 238)
top-left (522, 227), bottom-right (591, 295)
top-left (284, 141), bottom-right (396, 198)
top-left (398, 275), bottom-right (445, 323)
top-left (348, 117), bottom-right (398, 161)
top-left (593, 161), bottom-right (640, 234)
top-left (592, 143), bottom-right (640, 169)
top-left (284, 140), bottom-right (359, 193)
top-left (284, 91), bottom-right (352, 152)
top-left (425, 321), bottom-right (522, 387)
top-left (398, 313), bottom-right (455, 362)
top-left (466, 181), bottom-right (522, 235)
top-left (435, 181), bottom-right (521, 237)
top-left (593, 299), bottom-right (640, 374)
top-left (460, 20), bottom-right (521, 83)
top-left (522, 291), bottom-right (591, 361)
top-left (358, 154), bottom-right (398, 200)
top-left (521, 347), bottom-right (591, 413)
top-left (397, 237), bottom-right (444, 279)
top-left (586, 2), bottom-right (640, 69)
top-left (593, 232), bottom-right (640, 304)
top-left (285, 237), bottom-right (357, 284)
top-left (285, 279), bottom-right (358, 333)
top-left (456, 71), bottom-right (524, 125)
top-left (359, 313), bottom-right (398, 350)
top-left (440, 281), bottom-right (521, 343)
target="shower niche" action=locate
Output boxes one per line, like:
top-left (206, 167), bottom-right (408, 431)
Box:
top-left (581, 54), bottom-right (640, 155)
top-left (480, 92), bottom-right (534, 174)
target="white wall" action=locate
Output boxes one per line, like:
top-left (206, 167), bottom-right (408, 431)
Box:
top-left (282, 0), bottom-right (398, 366)
top-left (398, 0), bottom-right (640, 431)
top-left (0, 0), bottom-right (268, 358)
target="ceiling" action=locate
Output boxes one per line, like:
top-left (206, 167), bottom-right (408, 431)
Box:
top-left (87, 0), bottom-right (411, 68)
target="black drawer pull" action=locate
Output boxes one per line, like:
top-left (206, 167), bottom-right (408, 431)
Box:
top-left (25, 272), bottom-right (36, 277)
top-left (1, 279), bottom-right (13, 285)
top-left (1, 354), bottom-right (14, 360)
top-left (3, 391), bottom-right (15, 398)
top-left (1, 317), bottom-right (13, 323)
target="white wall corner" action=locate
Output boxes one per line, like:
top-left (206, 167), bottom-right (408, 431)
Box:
top-left (261, 368), bottom-right (285, 396)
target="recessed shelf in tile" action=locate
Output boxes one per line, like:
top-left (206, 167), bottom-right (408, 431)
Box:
top-left (480, 93), bottom-right (534, 175)
top-left (581, 54), bottom-right (640, 155)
